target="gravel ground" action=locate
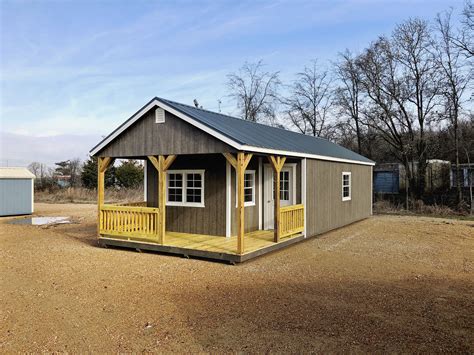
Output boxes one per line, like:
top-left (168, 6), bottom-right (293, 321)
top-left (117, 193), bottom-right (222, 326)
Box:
top-left (1, 203), bottom-right (473, 353)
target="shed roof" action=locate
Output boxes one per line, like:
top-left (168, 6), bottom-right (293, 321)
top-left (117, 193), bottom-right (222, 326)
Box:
top-left (0, 167), bottom-right (36, 179)
top-left (90, 97), bottom-right (374, 166)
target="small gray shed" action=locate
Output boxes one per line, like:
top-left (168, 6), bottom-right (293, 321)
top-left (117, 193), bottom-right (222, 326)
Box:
top-left (0, 167), bottom-right (35, 216)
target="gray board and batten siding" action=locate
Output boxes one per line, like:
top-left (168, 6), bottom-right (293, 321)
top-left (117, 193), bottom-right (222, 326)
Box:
top-left (306, 160), bottom-right (372, 236)
top-left (146, 154), bottom-right (227, 236)
top-left (97, 110), bottom-right (235, 158)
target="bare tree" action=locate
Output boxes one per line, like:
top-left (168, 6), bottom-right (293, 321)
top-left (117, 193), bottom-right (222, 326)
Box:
top-left (226, 60), bottom-right (281, 122)
top-left (28, 161), bottom-right (50, 189)
top-left (283, 60), bottom-right (334, 138)
top-left (392, 18), bottom-right (441, 197)
top-left (28, 162), bottom-right (41, 178)
top-left (356, 37), bottom-right (417, 208)
top-left (69, 158), bottom-right (82, 187)
top-left (434, 10), bottom-right (472, 207)
top-left (334, 50), bottom-right (364, 154)
top-left (451, 0), bottom-right (474, 58)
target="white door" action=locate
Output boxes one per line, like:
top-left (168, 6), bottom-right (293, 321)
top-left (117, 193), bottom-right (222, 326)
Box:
top-left (264, 164), bottom-right (295, 230)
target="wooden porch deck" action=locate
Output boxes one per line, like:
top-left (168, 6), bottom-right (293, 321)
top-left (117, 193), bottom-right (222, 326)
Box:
top-left (99, 230), bottom-right (305, 263)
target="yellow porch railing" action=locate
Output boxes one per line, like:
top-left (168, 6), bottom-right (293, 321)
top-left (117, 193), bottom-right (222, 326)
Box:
top-left (280, 204), bottom-right (304, 238)
top-left (115, 201), bottom-right (148, 207)
top-left (99, 204), bottom-right (160, 240)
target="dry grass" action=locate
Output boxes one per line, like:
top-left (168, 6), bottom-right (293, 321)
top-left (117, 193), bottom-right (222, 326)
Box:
top-left (35, 187), bottom-right (144, 204)
top-left (374, 198), bottom-right (473, 219)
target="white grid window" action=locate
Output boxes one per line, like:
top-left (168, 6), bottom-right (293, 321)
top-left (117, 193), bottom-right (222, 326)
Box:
top-left (168, 173), bottom-right (183, 202)
top-left (273, 170), bottom-right (290, 201)
top-left (167, 170), bottom-right (204, 207)
top-left (236, 170), bottom-right (256, 207)
top-left (342, 172), bottom-right (351, 201)
top-left (280, 170), bottom-right (290, 201)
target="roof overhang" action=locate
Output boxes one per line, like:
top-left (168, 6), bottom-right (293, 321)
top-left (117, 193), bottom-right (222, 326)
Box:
top-left (90, 97), bottom-right (375, 166)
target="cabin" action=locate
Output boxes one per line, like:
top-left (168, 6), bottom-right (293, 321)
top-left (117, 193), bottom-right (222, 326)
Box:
top-left (90, 97), bottom-right (374, 263)
top-left (0, 167), bottom-right (35, 216)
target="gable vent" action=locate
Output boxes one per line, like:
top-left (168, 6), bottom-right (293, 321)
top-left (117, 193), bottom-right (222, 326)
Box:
top-left (155, 107), bottom-right (165, 123)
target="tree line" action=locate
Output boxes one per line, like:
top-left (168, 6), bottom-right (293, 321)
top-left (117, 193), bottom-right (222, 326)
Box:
top-left (28, 157), bottom-right (144, 191)
top-left (225, 1), bottom-right (473, 210)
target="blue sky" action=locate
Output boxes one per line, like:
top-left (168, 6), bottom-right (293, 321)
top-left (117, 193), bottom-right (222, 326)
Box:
top-left (0, 0), bottom-right (466, 166)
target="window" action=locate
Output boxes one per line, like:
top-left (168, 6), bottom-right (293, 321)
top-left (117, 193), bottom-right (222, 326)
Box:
top-left (236, 170), bottom-right (255, 207)
top-left (342, 172), bottom-right (351, 201)
top-left (280, 170), bottom-right (290, 201)
top-left (167, 170), bottom-right (204, 207)
top-left (272, 169), bottom-right (291, 201)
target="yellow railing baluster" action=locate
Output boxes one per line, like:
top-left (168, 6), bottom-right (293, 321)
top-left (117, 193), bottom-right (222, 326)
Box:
top-left (279, 204), bottom-right (304, 238)
top-left (99, 203), bottom-right (160, 241)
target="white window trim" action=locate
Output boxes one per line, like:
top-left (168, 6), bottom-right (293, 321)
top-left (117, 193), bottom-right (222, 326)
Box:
top-left (166, 169), bottom-right (205, 208)
top-left (235, 170), bottom-right (256, 207)
top-left (279, 167), bottom-right (293, 203)
top-left (342, 171), bottom-right (352, 201)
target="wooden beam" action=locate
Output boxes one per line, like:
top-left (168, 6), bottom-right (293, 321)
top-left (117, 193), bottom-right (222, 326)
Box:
top-left (273, 163), bottom-right (281, 243)
top-left (278, 156), bottom-right (286, 171)
top-left (99, 157), bottom-right (114, 173)
top-left (222, 152), bottom-right (237, 170)
top-left (147, 154), bottom-right (176, 244)
top-left (268, 155), bottom-right (278, 170)
top-left (158, 155), bottom-right (166, 244)
top-left (97, 157), bottom-right (114, 237)
top-left (243, 153), bottom-right (253, 170)
top-left (163, 155), bottom-right (177, 171)
top-left (236, 152), bottom-right (245, 254)
top-left (268, 155), bottom-right (286, 243)
top-left (147, 156), bottom-right (160, 172)
top-left (226, 152), bottom-right (252, 254)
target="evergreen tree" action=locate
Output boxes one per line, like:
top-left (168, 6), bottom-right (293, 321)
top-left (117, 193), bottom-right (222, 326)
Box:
top-left (115, 160), bottom-right (143, 188)
top-left (81, 156), bottom-right (116, 189)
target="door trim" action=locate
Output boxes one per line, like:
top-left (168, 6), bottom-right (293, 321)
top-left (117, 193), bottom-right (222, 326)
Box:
top-left (263, 163), bottom-right (297, 230)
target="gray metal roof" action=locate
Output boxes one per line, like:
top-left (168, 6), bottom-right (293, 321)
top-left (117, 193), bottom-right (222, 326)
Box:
top-left (157, 97), bottom-right (374, 164)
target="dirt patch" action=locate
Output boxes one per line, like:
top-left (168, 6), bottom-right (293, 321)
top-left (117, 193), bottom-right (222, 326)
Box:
top-left (0, 203), bottom-right (472, 352)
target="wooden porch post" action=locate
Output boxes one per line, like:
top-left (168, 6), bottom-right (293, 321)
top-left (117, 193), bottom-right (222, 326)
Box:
top-left (223, 152), bottom-right (252, 254)
top-left (268, 155), bottom-right (286, 243)
top-left (148, 155), bottom-right (176, 244)
top-left (97, 157), bottom-right (114, 237)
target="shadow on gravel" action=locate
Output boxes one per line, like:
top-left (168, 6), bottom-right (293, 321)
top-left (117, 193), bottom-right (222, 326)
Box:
top-left (57, 222), bottom-right (99, 247)
top-left (172, 278), bottom-right (473, 353)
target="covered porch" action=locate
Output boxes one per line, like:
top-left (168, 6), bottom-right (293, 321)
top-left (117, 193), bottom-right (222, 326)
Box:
top-left (96, 152), bottom-right (306, 263)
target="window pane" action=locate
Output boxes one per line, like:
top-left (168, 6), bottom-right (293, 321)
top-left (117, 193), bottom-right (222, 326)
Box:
top-left (169, 188), bottom-right (182, 202)
top-left (168, 173), bottom-right (183, 202)
top-left (244, 188), bottom-right (253, 202)
top-left (343, 174), bottom-right (350, 186)
top-left (343, 186), bottom-right (350, 197)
